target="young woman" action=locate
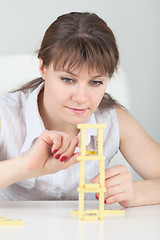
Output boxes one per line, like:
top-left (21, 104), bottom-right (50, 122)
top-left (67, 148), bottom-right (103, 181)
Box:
top-left (0, 12), bottom-right (160, 206)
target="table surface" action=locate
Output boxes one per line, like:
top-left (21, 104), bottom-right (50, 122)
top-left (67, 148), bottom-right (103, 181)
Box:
top-left (0, 201), bottom-right (160, 240)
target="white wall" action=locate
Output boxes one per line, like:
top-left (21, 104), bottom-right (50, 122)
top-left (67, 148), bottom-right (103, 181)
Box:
top-left (0, 0), bottom-right (159, 144)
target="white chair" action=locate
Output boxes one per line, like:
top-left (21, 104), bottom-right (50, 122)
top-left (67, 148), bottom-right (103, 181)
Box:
top-left (0, 54), bottom-right (40, 95)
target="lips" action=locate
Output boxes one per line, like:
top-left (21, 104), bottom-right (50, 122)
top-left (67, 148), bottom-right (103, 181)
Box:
top-left (66, 107), bottom-right (88, 114)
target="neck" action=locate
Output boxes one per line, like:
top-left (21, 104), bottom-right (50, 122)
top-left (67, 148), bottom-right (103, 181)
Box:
top-left (38, 89), bottom-right (79, 137)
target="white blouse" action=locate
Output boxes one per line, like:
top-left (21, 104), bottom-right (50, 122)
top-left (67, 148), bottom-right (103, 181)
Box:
top-left (0, 83), bottom-right (119, 200)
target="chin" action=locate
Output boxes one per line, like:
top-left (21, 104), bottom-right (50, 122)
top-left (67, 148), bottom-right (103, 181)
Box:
top-left (63, 109), bottom-right (93, 125)
top-left (67, 116), bottom-right (89, 125)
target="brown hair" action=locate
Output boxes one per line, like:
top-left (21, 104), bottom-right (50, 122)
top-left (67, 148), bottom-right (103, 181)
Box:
top-left (12, 12), bottom-right (120, 110)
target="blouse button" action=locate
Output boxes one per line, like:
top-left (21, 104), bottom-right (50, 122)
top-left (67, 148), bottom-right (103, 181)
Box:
top-left (55, 187), bottom-right (61, 192)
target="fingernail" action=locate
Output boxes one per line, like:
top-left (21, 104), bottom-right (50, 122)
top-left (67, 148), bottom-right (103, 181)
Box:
top-left (60, 156), bottom-right (68, 161)
top-left (95, 194), bottom-right (99, 200)
top-left (55, 154), bottom-right (61, 159)
top-left (53, 149), bottom-right (58, 154)
top-left (104, 199), bottom-right (107, 204)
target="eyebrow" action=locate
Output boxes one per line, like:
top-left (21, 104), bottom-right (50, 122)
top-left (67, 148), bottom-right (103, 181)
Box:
top-left (58, 69), bottom-right (106, 79)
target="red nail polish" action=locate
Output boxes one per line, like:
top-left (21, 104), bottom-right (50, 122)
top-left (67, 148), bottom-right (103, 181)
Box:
top-left (60, 156), bottom-right (68, 161)
top-left (95, 194), bottom-right (99, 200)
top-left (104, 199), bottom-right (107, 204)
top-left (55, 154), bottom-right (61, 159)
top-left (53, 149), bottom-right (58, 154)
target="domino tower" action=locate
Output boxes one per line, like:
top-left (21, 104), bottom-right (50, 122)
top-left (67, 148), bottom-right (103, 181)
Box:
top-left (72, 123), bottom-right (124, 221)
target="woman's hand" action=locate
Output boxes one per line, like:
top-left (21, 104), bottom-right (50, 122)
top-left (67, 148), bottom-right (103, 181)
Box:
top-left (23, 130), bottom-right (80, 178)
top-left (91, 165), bottom-right (135, 207)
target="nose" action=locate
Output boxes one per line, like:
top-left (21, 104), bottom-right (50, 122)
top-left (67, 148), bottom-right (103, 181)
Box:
top-left (72, 85), bottom-right (88, 104)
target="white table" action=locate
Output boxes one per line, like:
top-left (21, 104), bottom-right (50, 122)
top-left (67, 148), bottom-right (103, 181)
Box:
top-left (0, 201), bottom-right (159, 240)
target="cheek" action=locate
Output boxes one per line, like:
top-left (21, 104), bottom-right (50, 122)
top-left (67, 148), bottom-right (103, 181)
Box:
top-left (45, 82), bottom-right (58, 104)
top-left (45, 80), bottom-right (58, 96)
top-left (92, 89), bottom-right (105, 105)
top-left (45, 82), bottom-right (70, 105)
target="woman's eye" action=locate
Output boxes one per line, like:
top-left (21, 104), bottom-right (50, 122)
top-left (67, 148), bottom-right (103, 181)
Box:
top-left (61, 77), bottom-right (73, 83)
top-left (91, 80), bottom-right (103, 86)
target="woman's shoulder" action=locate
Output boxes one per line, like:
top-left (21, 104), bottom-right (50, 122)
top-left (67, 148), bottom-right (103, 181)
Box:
top-left (0, 90), bottom-right (31, 159)
top-left (0, 90), bottom-right (32, 131)
top-left (94, 105), bottom-right (118, 123)
top-left (115, 105), bottom-right (134, 129)
top-left (0, 88), bottom-right (33, 113)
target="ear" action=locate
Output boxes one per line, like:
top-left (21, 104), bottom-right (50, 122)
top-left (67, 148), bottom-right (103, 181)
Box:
top-left (39, 58), bottom-right (46, 80)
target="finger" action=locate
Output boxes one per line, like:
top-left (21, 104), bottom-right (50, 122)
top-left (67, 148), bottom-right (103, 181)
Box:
top-left (38, 130), bottom-right (62, 155)
top-left (60, 137), bottom-right (78, 161)
top-left (76, 136), bottom-right (81, 148)
top-left (105, 165), bottom-right (127, 179)
top-left (104, 184), bottom-right (126, 199)
top-left (95, 194), bottom-right (99, 200)
top-left (105, 192), bottom-right (128, 205)
top-left (90, 174), bottom-right (100, 200)
top-left (54, 135), bottom-right (71, 157)
top-left (90, 174), bottom-right (99, 183)
top-left (60, 152), bottom-right (80, 170)
top-left (44, 132), bottom-right (62, 153)
top-left (96, 178), bottom-right (130, 201)
top-left (105, 174), bottom-right (123, 188)
top-left (107, 172), bottom-right (132, 190)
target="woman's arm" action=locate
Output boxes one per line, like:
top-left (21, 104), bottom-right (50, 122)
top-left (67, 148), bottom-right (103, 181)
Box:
top-left (0, 130), bottom-right (79, 190)
top-left (132, 179), bottom-right (160, 206)
top-left (0, 155), bottom-right (28, 189)
top-left (116, 106), bottom-right (160, 206)
top-left (117, 106), bottom-right (160, 179)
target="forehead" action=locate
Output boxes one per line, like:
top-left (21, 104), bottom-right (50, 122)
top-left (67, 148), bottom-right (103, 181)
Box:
top-left (55, 66), bottom-right (107, 79)
top-left (50, 47), bottom-right (110, 75)
top-left (52, 59), bottom-right (107, 77)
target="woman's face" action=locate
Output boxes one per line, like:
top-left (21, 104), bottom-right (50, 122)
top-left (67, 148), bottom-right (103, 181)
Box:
top-left (39, 60), bottom-right (108, 128)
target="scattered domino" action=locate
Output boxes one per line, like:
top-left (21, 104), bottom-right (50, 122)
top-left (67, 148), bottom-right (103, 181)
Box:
top-left (0, 216), bottom-right (24, 226)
